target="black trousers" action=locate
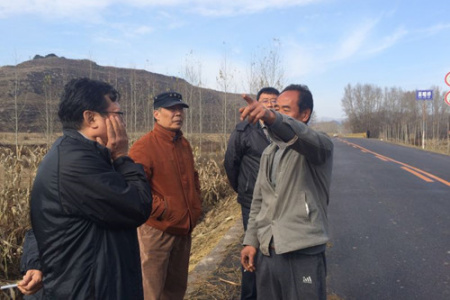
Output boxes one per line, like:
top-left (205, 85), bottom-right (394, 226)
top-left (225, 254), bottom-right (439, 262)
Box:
top-left (241, 205), bottom-right (257, 300)
top-left (255, 248), bottom-right (327, 300)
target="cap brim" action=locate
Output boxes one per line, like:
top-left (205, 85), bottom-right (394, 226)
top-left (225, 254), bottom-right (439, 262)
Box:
top-left (156, 100), bottom-right (189, 109)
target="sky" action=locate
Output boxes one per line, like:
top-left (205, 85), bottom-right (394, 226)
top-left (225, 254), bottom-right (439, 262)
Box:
top-left (1, 0), bottom-right (449, 121)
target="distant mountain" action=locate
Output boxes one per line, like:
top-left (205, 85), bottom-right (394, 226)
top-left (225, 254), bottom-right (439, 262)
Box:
top-left (0, 54), bottom-right (242, 134)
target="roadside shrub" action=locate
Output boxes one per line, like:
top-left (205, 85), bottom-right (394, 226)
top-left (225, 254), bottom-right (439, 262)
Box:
top-left (193, 147), bottom-right (234, 212)
top-left (0, 145), bottom-right (46, 293)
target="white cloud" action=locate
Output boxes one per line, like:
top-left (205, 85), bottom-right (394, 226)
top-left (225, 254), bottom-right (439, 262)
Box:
top-left (367, 26), bottom-right (407, 54)
top-left (187, 0), bottom-right (321, 16)
top-left (153, 11), bottom-right (186, 29)
top-left (0, 0), bottom-right (321, 19)
top-left (277, 19), bottom-right (382, 82)
top-left (0, 0), bottom-right (109, 19)
top-left (134, 25), bottom-right (154, 35)
top-left (104, 23), bottom-right (154, 39)
top-left (282, 38), bottom-right (325, 79)
top-left (332, 18), bottom-right (379, 61)
top-left (94, 36), bottom-right (124, 44)
top-left (419, 23), bottom-right (450, 36)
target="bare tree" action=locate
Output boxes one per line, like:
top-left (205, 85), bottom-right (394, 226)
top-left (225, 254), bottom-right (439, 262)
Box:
top-left (342, 83), bottom-right (450, 149)
top-left (41, 74), bottom-right (57, 145)
top-left (216, 43), bottom-right (235, 144)
top-left (8, 56), bottom-right (28, 153)
top-left (182, 51), bottom-right (200, 135)
top-left (247, 38), bottom-right (285, 93)
top-left (11, 68), bottom-right (24, 151)
top-left (197, 71), bottom-right (204, 154)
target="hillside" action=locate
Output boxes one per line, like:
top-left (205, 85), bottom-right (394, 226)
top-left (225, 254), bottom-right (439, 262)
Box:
top-left (0, 54), bottom-right (242, 134)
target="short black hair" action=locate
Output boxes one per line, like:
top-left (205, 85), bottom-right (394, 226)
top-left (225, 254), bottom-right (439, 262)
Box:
top-left (281, 84), bottom-right (314, 124)
top-left (58, 78), bottom-right (120, 130)
top-left (256, 87), bottom-right (280, 100)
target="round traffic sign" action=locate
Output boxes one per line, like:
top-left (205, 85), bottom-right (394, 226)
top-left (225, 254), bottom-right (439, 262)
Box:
top-left (445, 91), bottom-right (450, 106)
top-left (446, 72), bottom-right (450, 87)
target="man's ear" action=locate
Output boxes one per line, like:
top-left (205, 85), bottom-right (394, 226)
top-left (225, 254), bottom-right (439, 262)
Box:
top-left (153, 109), bottom-right (160, 122)
top-left (300, 108), bottom-right (311, 123)
top-left (82, 110), bottom-right (99, 129)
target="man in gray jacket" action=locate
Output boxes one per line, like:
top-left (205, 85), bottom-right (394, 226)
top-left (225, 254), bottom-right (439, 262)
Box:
top-left (240, 84), bottom-right (333, 300)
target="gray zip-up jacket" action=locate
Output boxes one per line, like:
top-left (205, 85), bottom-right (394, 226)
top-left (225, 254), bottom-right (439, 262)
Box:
top-left (243, 112), bottom-right (333, 256)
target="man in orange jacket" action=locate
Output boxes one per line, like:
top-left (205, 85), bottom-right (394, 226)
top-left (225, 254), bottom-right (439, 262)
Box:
top-left (129, 92), bottom-right (202, 300)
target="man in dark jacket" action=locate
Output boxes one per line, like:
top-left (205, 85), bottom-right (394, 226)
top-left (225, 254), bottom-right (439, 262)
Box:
top-left (224, 87), bottom-right (279, 300)
top-left (21, 78), bottom-right (152, 299)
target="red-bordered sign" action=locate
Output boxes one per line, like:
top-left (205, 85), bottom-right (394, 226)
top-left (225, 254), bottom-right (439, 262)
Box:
top-left (445, 72), bottom-right (450, 87)
top-left (445, 91), bottom-right (450, 106)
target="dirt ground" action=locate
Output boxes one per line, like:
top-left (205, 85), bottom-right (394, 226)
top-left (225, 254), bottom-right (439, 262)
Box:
top-left (187, 239), bottom-right (242, 300)
top-left (186, 195), bottom-right (242, 300)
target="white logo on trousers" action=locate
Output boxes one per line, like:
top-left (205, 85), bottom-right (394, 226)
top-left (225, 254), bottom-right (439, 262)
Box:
top-left (303, 276), bottom-right (312, 284)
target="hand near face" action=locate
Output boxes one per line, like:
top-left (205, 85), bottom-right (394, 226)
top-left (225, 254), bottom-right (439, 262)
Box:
top-left (17, 269), bottom-right (43, 295)
top-left (96, 115), bottom-right (129, 160)
top-left (239, 94), bottom-right (276, 125)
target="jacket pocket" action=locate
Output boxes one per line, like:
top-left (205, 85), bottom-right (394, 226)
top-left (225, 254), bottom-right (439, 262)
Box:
top-left (297, 192), bottom-right (312, 221)
top-left (156, 199), bottom-right (168, 221)
top-left (158, 196), bottom-right (182, 223)
top-left (150, 191), bottom-right (166, 220)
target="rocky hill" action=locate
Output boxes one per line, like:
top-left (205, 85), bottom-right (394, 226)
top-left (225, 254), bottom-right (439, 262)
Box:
top-left (0, 54), bottom-right (241, 134)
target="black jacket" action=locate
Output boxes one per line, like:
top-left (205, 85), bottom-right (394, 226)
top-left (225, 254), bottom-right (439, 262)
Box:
top-left (21, 230), bottom-right (41, 274)
top-left (224, 121), bottom-right (270, 209)
top-left (30, 129), bottom-right (152, 300)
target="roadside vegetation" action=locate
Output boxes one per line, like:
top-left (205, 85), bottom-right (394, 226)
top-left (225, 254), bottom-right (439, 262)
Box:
top-left (341, 83), bottom-right (449, 154)
top-left (0, 134), bottom-right (236, 300)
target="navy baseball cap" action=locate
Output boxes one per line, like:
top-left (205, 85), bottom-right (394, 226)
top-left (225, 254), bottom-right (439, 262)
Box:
top-left (153, 92), bottom-right (189, 109)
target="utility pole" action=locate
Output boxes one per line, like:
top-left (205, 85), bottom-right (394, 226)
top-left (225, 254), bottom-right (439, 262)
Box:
top-left (416, 90), bottom-right (433, 149)
top-left (422, 101), bottom-right (426, 149)
top-left (444, 72), bottom-right (450, 153)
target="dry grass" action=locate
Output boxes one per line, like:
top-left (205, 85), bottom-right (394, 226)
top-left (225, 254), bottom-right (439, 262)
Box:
top-left (0, 133), bottom-right (57, 147)
top-left (189, 195), bottom-right (240, 272)
top-left (0, 146), bottom-right (47, 278)
top-left (0, 135), bottom-right (236, 299)
top-left (195, 153), bottom-right (233, 211)
top-left (0, 145), bottom-right (48, 300)
top-left (187, 239), bottom-right (242, 300)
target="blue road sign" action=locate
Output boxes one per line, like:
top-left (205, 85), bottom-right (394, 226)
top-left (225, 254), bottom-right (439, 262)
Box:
top-left (416, 90), bottom-right (433, 100)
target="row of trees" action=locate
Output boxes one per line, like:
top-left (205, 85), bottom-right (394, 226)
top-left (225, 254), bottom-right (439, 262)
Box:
top-left (2, 40), bottom-right (286, 154)
top-left (341, 83), bottom-right (449, 145)
top-left (8, 45), bottom-right (448, 152)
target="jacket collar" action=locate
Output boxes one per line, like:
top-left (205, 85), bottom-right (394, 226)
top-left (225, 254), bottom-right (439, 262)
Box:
top-left (63, 128), bottom-right (112, 159)
top-left (153, 122), bottom-right (183, 142)
top-left (63, 128), bottom-right (94, 144)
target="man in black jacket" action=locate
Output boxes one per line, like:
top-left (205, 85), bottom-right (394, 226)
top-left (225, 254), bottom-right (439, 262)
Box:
top-left (224, 87), bottom-right (279, 300)
top-left (19, 78), bottom-right (152, 299)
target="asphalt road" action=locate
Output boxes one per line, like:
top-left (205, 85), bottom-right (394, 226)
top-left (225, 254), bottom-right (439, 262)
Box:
top-left (327, 138), bottom-right (450, 300)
